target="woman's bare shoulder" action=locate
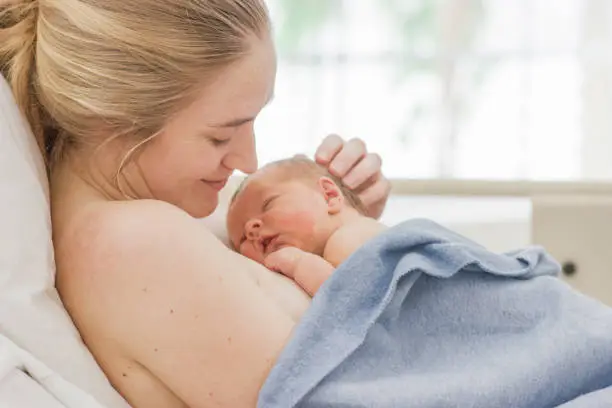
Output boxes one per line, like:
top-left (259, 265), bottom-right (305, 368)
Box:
top-left (75, 199), bottom-right (309, 318)
top-left (64, 199), bottom-right (297, 406)
top-left (66, 198), bottom-right (260, 323)
top-left (67, 199), bottom-right (224, 272)
top-left (82, 199), bottom-right (208, 248)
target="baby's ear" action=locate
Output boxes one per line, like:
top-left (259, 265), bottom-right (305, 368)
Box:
top-left (318, 177), bottom-right (344, 215)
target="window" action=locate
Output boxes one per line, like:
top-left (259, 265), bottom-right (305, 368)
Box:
top-left (255, 0), bottom-right (612, 181)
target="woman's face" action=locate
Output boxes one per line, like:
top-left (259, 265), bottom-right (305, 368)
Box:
top-left (135, 36), bottom-right (277, 218)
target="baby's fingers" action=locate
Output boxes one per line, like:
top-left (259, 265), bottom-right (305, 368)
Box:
top-left (264, 247), bottom-right (302, 278)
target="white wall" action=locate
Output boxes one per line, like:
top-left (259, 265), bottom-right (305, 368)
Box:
top-left (380, 196), bottom-right (531, 252)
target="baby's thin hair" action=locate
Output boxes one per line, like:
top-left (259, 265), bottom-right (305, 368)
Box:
top-left (231, 155), bottom-right (368, 215)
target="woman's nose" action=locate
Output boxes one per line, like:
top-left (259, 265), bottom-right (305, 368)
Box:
top-left (245, 219), bottom-right (262, 240)
top-left (224, 127), bottom-right (258, 174)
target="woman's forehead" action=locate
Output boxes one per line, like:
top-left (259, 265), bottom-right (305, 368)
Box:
top-left (178, 38), bottom-right (276, 127)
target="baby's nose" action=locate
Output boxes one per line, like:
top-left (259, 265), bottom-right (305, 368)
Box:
top-left (245, 219), bottom-right (262, 240)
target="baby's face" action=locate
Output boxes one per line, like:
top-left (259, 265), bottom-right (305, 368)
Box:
top-left (227, 168), bottom-right (337, 264)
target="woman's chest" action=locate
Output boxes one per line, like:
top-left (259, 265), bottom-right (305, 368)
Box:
top-left (245, 260), bottom-right (312, 321)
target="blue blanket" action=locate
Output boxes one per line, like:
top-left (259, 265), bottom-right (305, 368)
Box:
top-left (258, 219), bottom-right (612, 408)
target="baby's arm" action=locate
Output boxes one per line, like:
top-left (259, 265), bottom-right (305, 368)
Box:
top-left (265, 248), bottom-right (335, 297)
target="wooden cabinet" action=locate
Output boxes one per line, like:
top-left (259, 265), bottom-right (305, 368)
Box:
top-left (532, 196), bottom-right (612, 306)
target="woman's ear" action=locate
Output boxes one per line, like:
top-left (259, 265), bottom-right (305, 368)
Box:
top-left (318, 177), bottom-right (344, 215)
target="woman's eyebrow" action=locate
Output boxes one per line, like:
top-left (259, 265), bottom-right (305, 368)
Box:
top-left (210, 93), bottom-right (274, 128)
top-left (212, 117), bottom-right (255, 128)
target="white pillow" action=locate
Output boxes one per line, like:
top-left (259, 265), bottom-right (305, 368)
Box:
top-left (0, 76), bottom-right (130, 408)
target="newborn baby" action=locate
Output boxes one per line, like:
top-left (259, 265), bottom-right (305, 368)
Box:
top-left (227, 156), bottom-right (386, 296)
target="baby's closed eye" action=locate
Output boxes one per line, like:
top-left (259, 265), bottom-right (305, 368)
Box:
top-left (262, 195), bottom-right (279, 211)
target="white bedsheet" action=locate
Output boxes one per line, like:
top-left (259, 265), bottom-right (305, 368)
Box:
top-left (0, 334), bottom-right (106, 408)
top-left (0, 76), bottom-right (130, 407)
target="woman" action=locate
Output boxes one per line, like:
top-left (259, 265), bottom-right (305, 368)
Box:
top-left (1, 1), bottom-right (391, 406)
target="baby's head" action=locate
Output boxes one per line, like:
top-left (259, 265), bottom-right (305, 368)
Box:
top-left (227, 156), bottom-right (366, 263)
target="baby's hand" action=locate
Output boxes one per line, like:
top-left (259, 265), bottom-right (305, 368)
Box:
top-left (264, 247), bottom-right (305, 279)
top-left (265, 247), bottom-right (335, 297)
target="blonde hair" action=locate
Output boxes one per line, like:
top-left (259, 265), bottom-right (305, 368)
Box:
top-left (0, 0), bottom-right (270, 168)
top-left (231, 155), bottom-right (368, 215)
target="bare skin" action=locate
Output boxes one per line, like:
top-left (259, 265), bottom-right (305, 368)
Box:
top-left (227, 166), bottom-right (386, 297)
top-left (53, 35), bottom-right (390, 408)
top-left (53, 38), bottom-right (309, 408)
top-left (53, 186), bottom-right (309, 408)
top-left (264, 217), bottom-right (386, 296)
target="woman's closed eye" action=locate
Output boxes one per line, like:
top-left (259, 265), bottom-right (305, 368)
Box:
top-left (209, 137), bottom-right (231, 147)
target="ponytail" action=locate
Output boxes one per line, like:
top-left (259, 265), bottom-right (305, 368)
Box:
top-left (2, 0), bottom-right (270, 170)
top-left (0, 1), bottom-right (48, 160)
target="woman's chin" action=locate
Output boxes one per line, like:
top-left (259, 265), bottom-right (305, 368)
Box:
top-left (184, 193), bottom-right (219, 219)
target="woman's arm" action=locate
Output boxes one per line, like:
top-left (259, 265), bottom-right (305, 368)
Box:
top-left (88, 200), bottom-right (298, 407)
